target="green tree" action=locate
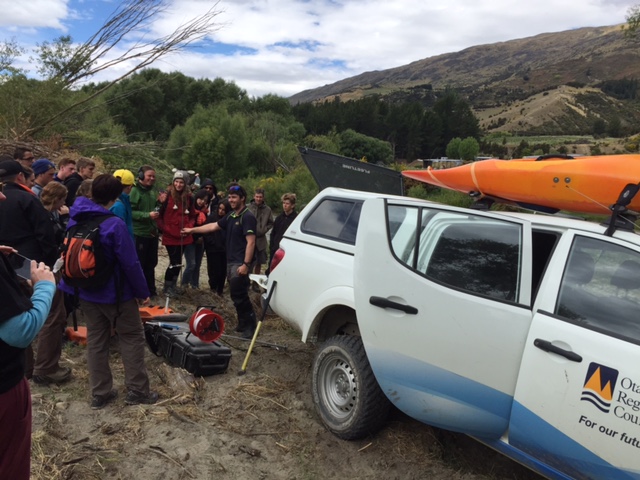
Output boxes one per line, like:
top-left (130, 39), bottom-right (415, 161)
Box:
top-left (624, 5), bottom-right (640, 38)
top-left (458, 137), bottom-right (480, 161)
top-left (338, 129), bottom-right (393, 164)
top-left (607, 117), bottom-right (622, 137)
top-left (446, 137), bottom-right (462, 159)
top-left (165, 104), bottom-right (250, 184)
top-left (592, 118), bottom-right (606, 137)
top-left (433, 89), bottom-right (480, 148)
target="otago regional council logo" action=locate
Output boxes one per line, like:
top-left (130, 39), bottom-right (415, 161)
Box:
top-left (581, 362), bottom-right (619, 413)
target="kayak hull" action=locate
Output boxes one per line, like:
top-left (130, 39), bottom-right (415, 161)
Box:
top-left (403, 155), bottom-right (640, 214)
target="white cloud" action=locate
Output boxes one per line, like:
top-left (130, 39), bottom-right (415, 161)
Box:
top-left (0, 0), bottom-right (634, 97)
top-left (0, 0), bottom-right (68, 30)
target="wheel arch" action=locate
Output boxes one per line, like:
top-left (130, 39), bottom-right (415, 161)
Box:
top-left (308, 304), bottom-right (359, 343)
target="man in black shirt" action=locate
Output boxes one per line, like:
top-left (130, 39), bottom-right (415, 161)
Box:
top-left (183, 183), bottom-right (258, 338)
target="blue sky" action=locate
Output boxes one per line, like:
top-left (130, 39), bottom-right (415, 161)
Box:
top-left (0, 0), bottom-right (634, 98)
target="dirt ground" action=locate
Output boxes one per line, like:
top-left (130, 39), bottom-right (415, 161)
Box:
top-left (30, 254), bottom-right (542, 480)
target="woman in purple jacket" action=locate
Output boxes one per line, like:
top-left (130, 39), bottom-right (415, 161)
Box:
top-left (60, 174), bottom-right (158, 409)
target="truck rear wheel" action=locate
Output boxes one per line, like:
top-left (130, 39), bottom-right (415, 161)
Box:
top-left (312, 335), bottom-right (391, 440)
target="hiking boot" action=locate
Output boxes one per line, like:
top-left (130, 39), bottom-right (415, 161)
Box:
top-left (125, 390), bottom-right (159, 406)
top-left (32, 366), bottom-right (72, 385)
top-left (91, 389), bottom-right (118, 410)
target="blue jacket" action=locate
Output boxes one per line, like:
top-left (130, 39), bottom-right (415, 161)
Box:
top-left (110, 192), bottom-right (134, 240)
top-left (60, 196), bottom-right (149, 304)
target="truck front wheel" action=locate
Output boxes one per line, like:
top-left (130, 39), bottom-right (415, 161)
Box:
top-left (312, 335), bottom-right (391, 440)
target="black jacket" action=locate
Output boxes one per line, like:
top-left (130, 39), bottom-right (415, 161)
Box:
top-left (269, 210), bottom-right (297, 256)
top-left (0, 254), bottom-right (32, 394)
top-left (64, 172), bottom-right (83, 207)
top-left (0, 182), bottom-right (58, 266)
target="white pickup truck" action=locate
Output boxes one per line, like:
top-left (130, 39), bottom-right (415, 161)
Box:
top-left (265, 187), bottom-right (640, 480)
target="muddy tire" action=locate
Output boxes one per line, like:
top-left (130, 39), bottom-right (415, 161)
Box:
top-left (312, 335), bottom-right (391, 440)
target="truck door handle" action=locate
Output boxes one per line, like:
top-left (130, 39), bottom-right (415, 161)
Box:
top-left (369, 296), bottom-right (418, 315)
top-left (533, 339), bottom-right (582, 362)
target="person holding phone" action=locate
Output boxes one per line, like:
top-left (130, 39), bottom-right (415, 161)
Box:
top-left (0, 247), bottom-right (56, 479)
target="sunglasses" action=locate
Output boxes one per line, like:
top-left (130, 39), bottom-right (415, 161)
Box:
top-left (23, 157), bottom-right (35, 162)
top-left (228, 185), bottom-right (242, 192)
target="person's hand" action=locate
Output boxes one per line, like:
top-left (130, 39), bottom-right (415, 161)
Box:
top-left (181, 227), bottom-right (192, 236)
top-left (58, 205), bottom-right (69, 216)
top-left (149, 211), bottom-right (159, 220)
top-left (0, 245), bottom-right (17, 256)
top-left (31, 261), bottom-right (55, 285)
top-left (158, 191), bottom-right (168, 203)
top-left (138, 297), bottom-right (150, 306)
top-left (237, 263), bottom-right (249, 276)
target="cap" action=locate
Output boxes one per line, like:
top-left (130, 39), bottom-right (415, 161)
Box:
top-left (0, 159), bottom-right (27, 180)
top-left (113, 169), bottom-right (135, 186)
top-left (173, 170), bottom-right (190, 183)
top-left (32, 158), bottom-right (56, 176)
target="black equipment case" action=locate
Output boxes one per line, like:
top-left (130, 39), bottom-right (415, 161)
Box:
top-left (144, 324), bottom-right (231, 376)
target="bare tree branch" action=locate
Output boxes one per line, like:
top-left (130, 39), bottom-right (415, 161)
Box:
top-left (26, 0), bottom-right (224, 137)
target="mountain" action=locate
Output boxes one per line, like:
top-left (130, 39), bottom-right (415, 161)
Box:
top-left (289, 25), bottom-right (640, 135)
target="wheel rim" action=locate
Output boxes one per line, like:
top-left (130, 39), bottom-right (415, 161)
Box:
top-left (318, 352), bottom-right (357, 420)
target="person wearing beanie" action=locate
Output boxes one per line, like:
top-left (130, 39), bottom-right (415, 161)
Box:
top-left (31, 159), bottom-right (57, 197)
top-left (200, 178), bottom-right (219, 211)
top-left (156, 170), bottom-right (197, 296)
top-left (110, 169), bottom-right (135, 240)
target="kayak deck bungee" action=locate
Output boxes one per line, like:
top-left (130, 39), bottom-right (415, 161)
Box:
top-left (403, 154), bottom-right (640, 215)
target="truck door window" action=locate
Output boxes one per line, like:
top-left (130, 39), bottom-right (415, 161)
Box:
top-left (387, 205), bottom-right (522, 302)
top-left (556, 236), bottom-right (640, 343)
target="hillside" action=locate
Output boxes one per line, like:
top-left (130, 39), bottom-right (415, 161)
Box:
top-left (289, 25), bottom-right (640, 135)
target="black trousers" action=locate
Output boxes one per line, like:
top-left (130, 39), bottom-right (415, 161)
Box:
top-left (164, 245), bottom-right (183, 283)
top-left (227, 263), bottom-right (255, 327)
top-left (135, 235), bottom-right (159, 295)
top-left (205, 247), bottom-right (227, 294)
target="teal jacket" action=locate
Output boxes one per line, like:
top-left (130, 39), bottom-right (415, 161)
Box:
top-left (110, 192), bottom-right (134, 240)
top-left (130, 182), bottom-right (159, 238)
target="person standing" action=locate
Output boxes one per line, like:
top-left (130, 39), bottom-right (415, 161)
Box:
top-left (248, 188), bottom-right (273, 275)
top-left (267, 193), bottom-right (298, 275)
top-left (182, 183), bottom-right (257, 338)
top-left (181, 188), bottom-right (209, 288)
top-left (130, 166), bottom-right (165, 297)
top-left (31, 159), bottom-right (57, 197)
top-left (54, 157), bottom-right (76, 184)
top-left (64, 157), bottom-right (95, 207)
top-left (40, 182), bottom-right (68, 248)
top-left (203, 199), bottom-right (230, 295)
top-left (111, 169), bottom-right (135, 240)
top-left (0, 245), bottom-right (56, 480)
top-left (0, 158), bottom-right (70, 384)
top-left (13, 147), bottom-right (35, 169)
top-left (156, 171), bottom-right (197, 296)
top-left (59, 174), bottom-right (157, 408)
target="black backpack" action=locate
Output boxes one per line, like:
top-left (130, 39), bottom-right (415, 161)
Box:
top-left (61, 214), bottom-right (114, 290)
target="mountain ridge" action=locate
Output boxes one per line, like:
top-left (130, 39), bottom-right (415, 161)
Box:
top-left (289, 25), bottom-right (640, 135)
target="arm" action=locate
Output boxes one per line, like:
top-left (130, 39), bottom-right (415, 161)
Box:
top-left (182, 222), bottom-right (220, 236)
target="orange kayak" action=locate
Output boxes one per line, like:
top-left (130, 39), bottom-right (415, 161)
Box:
top-left (403, 155), bottom-right (640, 214)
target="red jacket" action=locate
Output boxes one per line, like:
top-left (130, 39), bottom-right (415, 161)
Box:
top-left (156, 194), bottom-right (197, 246)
